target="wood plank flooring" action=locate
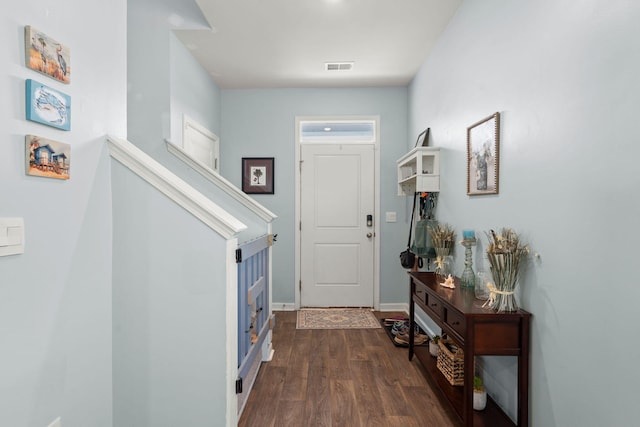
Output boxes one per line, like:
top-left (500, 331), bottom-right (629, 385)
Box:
top-left (238, 311), bottom-right (458, 427)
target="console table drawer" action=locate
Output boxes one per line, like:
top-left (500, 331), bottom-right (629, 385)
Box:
top-left (423, 291), bottom-right (442, 321)
top-left (413, 281), bottom-right (428, 306)
top-left (443, 306), bottom-right (466, 338)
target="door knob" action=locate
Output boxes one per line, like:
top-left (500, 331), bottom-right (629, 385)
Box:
top-left (366, 232), bottom-right (373, 238)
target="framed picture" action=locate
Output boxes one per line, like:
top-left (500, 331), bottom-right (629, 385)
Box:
top-left (25, 25), bottom-right (71, 84)
top-left (415, 128), bottom-right (430, 147)
top-left (26, 79), bottom-right (71, 131)
top-left (242, 157), bottom-right (274, 194)
top-left (467, 112), bottom-right (500, 195)
top-left (25, 135), bottom-right (70, 180)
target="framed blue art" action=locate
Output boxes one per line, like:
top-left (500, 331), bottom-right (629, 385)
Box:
top-left (25, 79), bottom-right (71, 131)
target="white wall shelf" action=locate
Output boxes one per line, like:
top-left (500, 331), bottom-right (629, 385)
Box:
top-left (397, 146), bottom-right (440, 195)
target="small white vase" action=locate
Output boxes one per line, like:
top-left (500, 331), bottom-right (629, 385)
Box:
top-left (429, 340), bottom-right (439, 357)
top-left (473, 389), bottom-right (487, 411)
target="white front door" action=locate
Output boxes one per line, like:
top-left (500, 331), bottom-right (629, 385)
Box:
top-left (300, 143), bottom-right (375, 307)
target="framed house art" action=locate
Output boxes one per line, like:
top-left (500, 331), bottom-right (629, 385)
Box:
top-left (242, 157), bottom-right (274, 194)
top-left (26, 135), bottom-right (70, 180)
top-left (467, 112), bottom-right (500, 195)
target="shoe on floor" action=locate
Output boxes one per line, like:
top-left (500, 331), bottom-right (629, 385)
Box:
top-left (394, 333), bottom-right (428, 346)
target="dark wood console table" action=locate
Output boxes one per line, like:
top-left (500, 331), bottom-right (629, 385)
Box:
top-left (408, 272), bottom-right (531, 427)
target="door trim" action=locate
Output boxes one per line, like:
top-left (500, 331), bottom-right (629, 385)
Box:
top-left (294, 115), bottom-right (380, 310)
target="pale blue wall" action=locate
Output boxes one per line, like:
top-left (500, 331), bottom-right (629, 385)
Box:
top-left (111, 161), bottom-right (229, 426)
top-left (409, 0), bottom-right (640, 425)
top-left (220, 88), bottom-right (410, 305)
top-left (0, 1), bottom-right (127, 426)
top-left (128, 0), bottom-right (269, 243)
top-left (169, 31), bottom-right (221, 146)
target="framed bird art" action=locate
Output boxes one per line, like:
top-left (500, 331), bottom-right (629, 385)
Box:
top-left (24, 25), bottom-right (70, 84)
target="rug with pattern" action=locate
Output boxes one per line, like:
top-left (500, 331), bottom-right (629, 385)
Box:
top-left (296, 308), bottom-right (382, 330)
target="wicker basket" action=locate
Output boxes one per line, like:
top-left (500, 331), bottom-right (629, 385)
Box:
top-left (436, 338), bottom-right (464, 386)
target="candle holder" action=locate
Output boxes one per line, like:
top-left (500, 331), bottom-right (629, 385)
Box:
top-left (460, 238), bottom-right (476, 288)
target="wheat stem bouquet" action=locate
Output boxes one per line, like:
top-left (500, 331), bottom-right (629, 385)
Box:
top-left (485, 228), bottom-right (529, 312)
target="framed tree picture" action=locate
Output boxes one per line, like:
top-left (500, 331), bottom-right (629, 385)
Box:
top-left (467, 112), bottom-right (500, 195)
top-left (242, 157), bottom-right (274, 194)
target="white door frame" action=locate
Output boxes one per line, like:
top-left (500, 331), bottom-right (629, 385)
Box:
top-left (294, 115), bottom-right (380, 310)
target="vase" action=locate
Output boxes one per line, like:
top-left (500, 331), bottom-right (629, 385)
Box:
top-left (460, 238), bottom-right (476, 288)
top-left (474, 389), bottom-right (487, 411)
top-left (429, 340), bottom-right (439, 357)
top-left (474, 271), bottom-right (490, 300)
top-left (487, 253), bottom-right (520, 312)
top-left (434, 251), bottom-right (453, 284)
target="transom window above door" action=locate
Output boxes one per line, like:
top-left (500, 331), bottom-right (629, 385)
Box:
top-left (299, 120), bottom-right (376, 143)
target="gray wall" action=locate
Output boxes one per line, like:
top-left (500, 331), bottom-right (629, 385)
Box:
top-left (220, 87), bottom-right (410, 305)
top-left (409, 0), bottom-right (640, 425)
top-left (0, 1), bottom-right (126, 426)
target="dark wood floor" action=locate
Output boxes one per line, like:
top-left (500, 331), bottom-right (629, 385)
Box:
top-left (238, 311), bottom-right (458, 427)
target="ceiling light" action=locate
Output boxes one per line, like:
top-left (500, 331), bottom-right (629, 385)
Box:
top-left (324, 127), bottom-right (332, 131)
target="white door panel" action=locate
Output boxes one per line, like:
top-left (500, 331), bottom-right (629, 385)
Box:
top-left (301, 144), bottom-right (374, 307)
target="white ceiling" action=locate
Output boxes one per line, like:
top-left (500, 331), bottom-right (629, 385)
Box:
top-left (174, 0), bottom-right (462, 89)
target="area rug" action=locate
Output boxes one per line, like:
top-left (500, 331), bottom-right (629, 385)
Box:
top-left (296, 308), bottom-right (382, 330)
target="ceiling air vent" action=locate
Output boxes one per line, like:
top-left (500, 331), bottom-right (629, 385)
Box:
top-left (325, 62), bottom-right (354, 71)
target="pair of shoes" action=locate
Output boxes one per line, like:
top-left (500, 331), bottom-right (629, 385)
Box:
top-left (391, 320), bottom-right (406, 335)
top-left (394, 333), bottom-right (429, 346)
top-left (391, 320), bottom-right (410, 336)
top-left (383, 316), bottom-right (407, 326)
top-left (392, 321), bottom-right (422, 336)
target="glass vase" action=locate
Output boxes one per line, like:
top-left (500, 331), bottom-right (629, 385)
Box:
top-left (474, 271), bottom-right (490, 300)
top-left (435, 255), bottom-right (453, 284)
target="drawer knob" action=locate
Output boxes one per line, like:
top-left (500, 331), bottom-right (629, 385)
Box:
top-left (430, 303), bottom-right (437, 307)
top-left (452, 321), bottom-right (460, 326)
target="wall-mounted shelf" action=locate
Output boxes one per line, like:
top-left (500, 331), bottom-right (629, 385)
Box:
top-left (397, 146), bottom-right (440, 195)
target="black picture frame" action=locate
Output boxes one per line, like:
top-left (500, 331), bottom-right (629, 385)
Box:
top-left (415, 128), bottom-right (430, 147)
top-left (242, 157), bottom-right (274, 194)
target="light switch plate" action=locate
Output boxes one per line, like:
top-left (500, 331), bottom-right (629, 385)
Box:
top-left (0, 217), bottom-right (25, 256)
top-left (385, 211), bottom-right (397, 223)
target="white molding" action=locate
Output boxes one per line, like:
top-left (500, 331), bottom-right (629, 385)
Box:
top-left (378, 303), bottom-right (409, 313)
top-left (182, 114), bottom-right (219, 172)
top-left (379, 303), bottom-right (437, 338)
top-left (106, 135), bottom-right (246, 239)
top-left (414, 305), bottom-right (438, 339)
top-left (166, 140), bottom-right (277, 223)
top-left (272, 302), bottom-right (297, 311)
top-left (225, 239), bottom-right (239, 427)
top-left (294, 115), bottom-right (381, 310)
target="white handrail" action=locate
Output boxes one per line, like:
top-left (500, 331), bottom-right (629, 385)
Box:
top-left (166, 140), bottom-right (277, 223)
top-left (107, 135), bottom-right (247, 239)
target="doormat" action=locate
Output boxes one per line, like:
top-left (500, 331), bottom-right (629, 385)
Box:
top-left (296, 308), bottom-right (382, 330)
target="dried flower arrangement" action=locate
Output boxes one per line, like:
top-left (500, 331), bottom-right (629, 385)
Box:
top-left (484, 228), bottom-right (530, 312)
top-left (429, 223), bottom-right (456, 283)
top-left (429, 223), bottom-right (456, 254)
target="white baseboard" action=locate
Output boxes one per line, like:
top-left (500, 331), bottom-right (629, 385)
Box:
top-left (378, 303), bottom-right (409, 313)
top-left (377, 303), bottom-right (436, 337)
top-left (272, 302), bottom-right (296, 311)
top-left (414, 306), bottom-right (438, 338)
